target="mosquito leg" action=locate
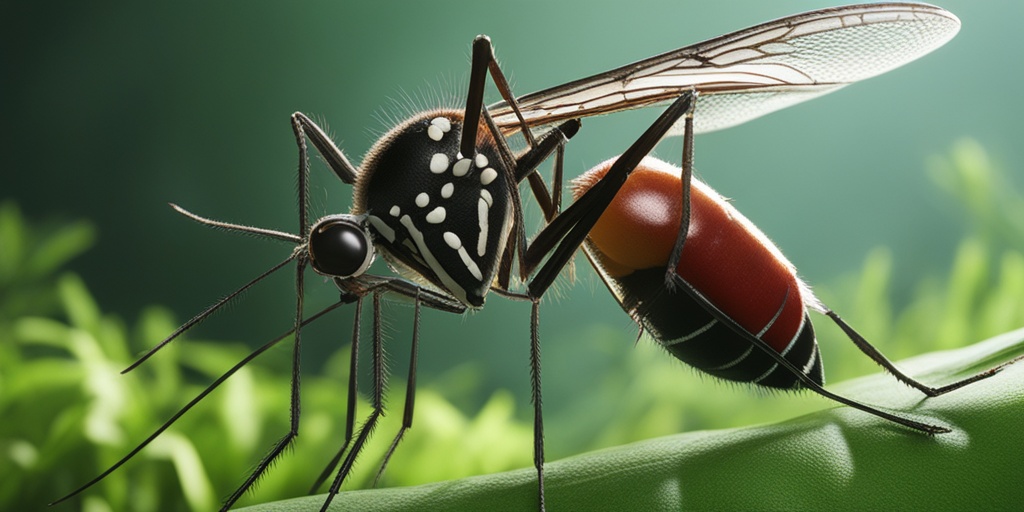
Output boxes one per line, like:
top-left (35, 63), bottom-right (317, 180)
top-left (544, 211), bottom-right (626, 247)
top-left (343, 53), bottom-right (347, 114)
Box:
top-left (206, 111), bottom-right (363, 505)
top-left (235, 110), bottom-right (355, 506)
top-left (458, 34), bottom-right (582, 289)
top-left (461, 35), bottom-right (537, 158)
top-left (463, 35), bottom-right (568, 225)
top-left (524, 92), bottom-right (696, 298)
top-left (468, 287), bottom-right (550, 508)
top-left (545, 145), bottom-right (571, 280)
top-left (310, 277), bottom-right (463, 495)
top-left (49, 300), bottom-right (346, 507)
top-left (515, 120), bottom-right (579, 220)
top-left (483, 111), bottom-right (578, 288)
top-left (123, 254), bottom-right (296, 373)
top-left (479, 35), bottom-right (537, 148)
top-left (292, 112), bottom-right (359, 185)
top-left (309, 296), bottom-right (363, 494)
top-left (665, 90), bottom-right (698, 288)
top-left (552, 144), bottom-right (564, 216)
top-left (456, 37), bottom-right (585, 511)
top-left (373, 290), bottom-right (422, 486)
top-left (221, 259), bottom-right (309, 510)
top-left (483, 288), bottom-right (547, 509)
top-left (321, 291), bottom-right (388, 511)
top-left (826, 310), bottom-right (1022, 397)
top-left (529, 299), bottom-right (546, 511)
top-left (349, 275), bottom-right (467, 315)
top-left (666, 274), bottom-right (950, 434)
top-left (124, 109), bottom-right (340, 376)
top-left (479, 96), bottom-right (577, 218)
top-left (460, 36), bottom-right (489, 157)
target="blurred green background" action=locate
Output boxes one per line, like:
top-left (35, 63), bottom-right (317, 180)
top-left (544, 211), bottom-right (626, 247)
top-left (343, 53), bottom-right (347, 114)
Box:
top-left (4, 1), bottom-right (1024, 510)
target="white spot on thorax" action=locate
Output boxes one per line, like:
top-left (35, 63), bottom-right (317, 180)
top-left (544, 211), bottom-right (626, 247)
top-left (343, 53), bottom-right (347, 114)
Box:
top-left (453, 158), bottom-right (472, 177)
top-left (480, 168), bottom-right (497, 185)
top-left (389, 205), bottom-right (401, 217)
top-left (431, 117), bottom-right (451, 132)
top-left (430, 153), bottom-right (449, 174)
top-left (441, 182), bottom-right (454, 199)
top-left (415, 193), bottom-right (430, 207)
top-left (426, 206), bottom-right (446, 224)
top-left (427, 117), bottom-right (451, 142)
top-left (474, 153), bottom-right (488, 168)
top-left (443, 231), bottom-right (461, 249)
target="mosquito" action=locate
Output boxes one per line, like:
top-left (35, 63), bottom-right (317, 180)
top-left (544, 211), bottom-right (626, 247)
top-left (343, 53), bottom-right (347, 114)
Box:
top-left (53, 3), bottom-right (998, 511)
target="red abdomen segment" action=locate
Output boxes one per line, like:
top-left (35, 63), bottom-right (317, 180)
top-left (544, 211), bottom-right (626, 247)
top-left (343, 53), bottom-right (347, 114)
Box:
top-left (574, 157), bottom-right (823, 388)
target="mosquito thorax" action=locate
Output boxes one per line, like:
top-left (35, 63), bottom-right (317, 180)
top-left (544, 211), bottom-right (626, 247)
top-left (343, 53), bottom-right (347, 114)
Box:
top-left (308, 215), bottom-right (375, 278)
top-left (352, 109), bottom-right (512, 308)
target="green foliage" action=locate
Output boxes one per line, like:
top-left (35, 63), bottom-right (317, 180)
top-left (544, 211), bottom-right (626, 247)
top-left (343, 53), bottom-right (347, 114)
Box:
top-left (0, 201), bottom-right (95, 321)
top-left (242, 327), bottom-right (1024, 511)
top-left (0, 202), bottom-right (534, 511)
top-left (816, 139), bottom-right (1024, 381)
top-left (3, 138), bottom-right (1024, 510)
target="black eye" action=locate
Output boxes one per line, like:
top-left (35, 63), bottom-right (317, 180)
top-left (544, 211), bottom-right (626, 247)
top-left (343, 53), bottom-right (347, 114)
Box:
top-left (309, 217), bottom-right (374, 278)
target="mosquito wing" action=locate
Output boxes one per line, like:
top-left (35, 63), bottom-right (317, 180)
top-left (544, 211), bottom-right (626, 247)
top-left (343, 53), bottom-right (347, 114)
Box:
top-left (491, 3), bottom-right (960, 135)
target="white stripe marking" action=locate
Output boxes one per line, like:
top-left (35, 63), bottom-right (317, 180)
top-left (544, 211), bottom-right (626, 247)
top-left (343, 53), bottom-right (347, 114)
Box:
top-left (367, 215), bottom-right (395, 242)
top-left (477, 196), bottom-right (489, 257)
top-left (801, 348), bottom-right (819, 376)
top-left (661, 319), bottom-right (717, 346)
top-left (707, 345), bottom-right (754, 371)
top-left (458, 247), bottom-right (483, 281)
top-left (753, 363), bottom-right (779, 384)
top-left (440, 229), bottom-right (483, 281)
top-left (755, 319), bottom-right (807, 384)
top-left (399, 215), bottom-right (468, 303)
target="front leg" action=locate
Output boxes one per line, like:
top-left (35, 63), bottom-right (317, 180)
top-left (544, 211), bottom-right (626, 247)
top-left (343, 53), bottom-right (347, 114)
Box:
top-left (462, 35), bottom-right (570, 224)
top-left (315, 275), bottom-right (465, 509)
top-left (456, 35), bottom-right (583, 293)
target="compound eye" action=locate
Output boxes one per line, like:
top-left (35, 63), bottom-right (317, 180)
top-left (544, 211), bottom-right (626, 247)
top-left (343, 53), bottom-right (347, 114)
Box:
top-left (309, 218), bottom-right (374, 278)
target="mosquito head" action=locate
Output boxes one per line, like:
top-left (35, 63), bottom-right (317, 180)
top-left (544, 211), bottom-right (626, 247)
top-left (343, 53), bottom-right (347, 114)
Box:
top-left (308, 215), bottom-right (375, 278)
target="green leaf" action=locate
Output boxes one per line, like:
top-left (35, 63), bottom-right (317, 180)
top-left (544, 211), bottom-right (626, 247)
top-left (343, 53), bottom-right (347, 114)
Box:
top-left (0, 201), bottom-right (26, 281)
top-left (240, 328), bottom-right (1024, 512)
top-left (25, 220), bottom-right (96, 279)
